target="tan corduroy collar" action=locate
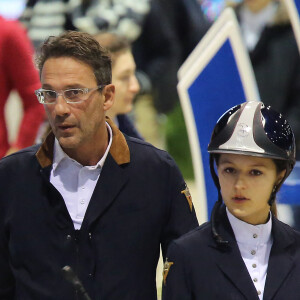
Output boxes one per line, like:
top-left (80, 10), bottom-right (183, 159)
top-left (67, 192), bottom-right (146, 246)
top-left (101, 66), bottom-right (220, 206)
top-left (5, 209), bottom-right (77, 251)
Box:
top-left (36, 117), bottom-right (130, 168)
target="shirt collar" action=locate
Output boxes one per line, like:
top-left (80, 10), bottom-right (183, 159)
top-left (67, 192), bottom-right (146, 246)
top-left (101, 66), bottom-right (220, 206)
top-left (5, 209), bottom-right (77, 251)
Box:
top-left (227, 208), bottom-right (272, 245)
top-left (52, 122), bottom-right (113, 172)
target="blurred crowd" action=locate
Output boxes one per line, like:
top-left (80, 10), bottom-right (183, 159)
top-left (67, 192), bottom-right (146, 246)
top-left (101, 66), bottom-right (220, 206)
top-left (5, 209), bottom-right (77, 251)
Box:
top-left (3, 0), bottom-right (210, 155)
top-left (2, 0), bottom-right (300, 228)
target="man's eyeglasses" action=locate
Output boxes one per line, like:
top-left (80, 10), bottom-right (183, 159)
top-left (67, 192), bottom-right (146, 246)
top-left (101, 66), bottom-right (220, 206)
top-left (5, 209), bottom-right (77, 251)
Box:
top-left (35, 85), bottom-right (106, 104)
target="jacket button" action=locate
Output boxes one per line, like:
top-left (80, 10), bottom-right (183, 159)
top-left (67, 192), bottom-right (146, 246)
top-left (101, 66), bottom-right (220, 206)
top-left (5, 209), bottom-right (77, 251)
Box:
top-left (67, 235), bottom-right (72, 240)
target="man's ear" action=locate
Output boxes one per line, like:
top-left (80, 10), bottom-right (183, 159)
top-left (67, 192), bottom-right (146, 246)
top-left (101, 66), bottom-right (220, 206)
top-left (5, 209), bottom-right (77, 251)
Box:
top-left (103, 84), bottom-right (115, 111)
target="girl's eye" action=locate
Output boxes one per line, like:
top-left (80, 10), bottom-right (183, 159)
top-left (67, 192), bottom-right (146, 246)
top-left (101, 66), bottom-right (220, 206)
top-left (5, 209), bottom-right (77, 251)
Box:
top-left (250, 169), bottom-right (262, 176)
top-left (224, 167), bottom-right (235, 174)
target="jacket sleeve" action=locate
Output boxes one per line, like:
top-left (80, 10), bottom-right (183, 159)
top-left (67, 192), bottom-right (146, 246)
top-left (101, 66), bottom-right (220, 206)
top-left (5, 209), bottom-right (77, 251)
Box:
top-left (160, 155), bottom-right (198, 259)
top-left (0, 226), bottom-right (14, 298)
top-left (162, 241), bottom-right (192, 300)
top-left (0, 161), bottom-right (15, 298)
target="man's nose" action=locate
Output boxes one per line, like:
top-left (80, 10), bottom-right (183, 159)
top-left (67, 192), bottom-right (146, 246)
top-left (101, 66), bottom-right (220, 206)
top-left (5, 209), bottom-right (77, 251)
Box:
top-left (53, 94), bottom-right (71, 116)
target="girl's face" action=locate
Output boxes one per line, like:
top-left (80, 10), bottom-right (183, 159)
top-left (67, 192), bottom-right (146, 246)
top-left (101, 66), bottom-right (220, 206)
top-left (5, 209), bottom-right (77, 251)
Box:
top-left (217, 154), bottom-right (285, 225)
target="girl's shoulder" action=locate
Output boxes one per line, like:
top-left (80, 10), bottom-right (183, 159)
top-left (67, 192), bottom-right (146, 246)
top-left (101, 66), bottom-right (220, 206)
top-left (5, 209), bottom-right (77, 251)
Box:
top-left (171, 221), bottom-right (213, 250)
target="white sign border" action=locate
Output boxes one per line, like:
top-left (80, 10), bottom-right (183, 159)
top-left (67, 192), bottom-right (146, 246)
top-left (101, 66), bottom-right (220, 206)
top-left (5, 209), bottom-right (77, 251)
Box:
top-left (177, 7), bottom-right (260, 223)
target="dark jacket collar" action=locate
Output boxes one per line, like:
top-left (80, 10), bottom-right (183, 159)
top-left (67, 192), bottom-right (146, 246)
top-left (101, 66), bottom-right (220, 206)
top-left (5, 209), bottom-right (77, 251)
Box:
top-left (211, 205), bottom-right (295, 249)
top-left (210, 206), bottom-right (259, 299)
top-left (211, 205), bottom-right (296, 300)
top-left (264, 216), bottom-right (295, 299)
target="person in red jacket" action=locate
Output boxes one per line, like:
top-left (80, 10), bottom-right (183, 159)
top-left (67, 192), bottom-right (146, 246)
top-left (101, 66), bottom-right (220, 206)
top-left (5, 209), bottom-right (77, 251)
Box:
top-left (0, 16), bottom-right (44, 158)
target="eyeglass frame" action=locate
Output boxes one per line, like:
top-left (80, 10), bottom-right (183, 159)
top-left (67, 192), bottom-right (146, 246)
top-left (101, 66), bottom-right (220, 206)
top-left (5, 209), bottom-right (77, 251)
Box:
top-left (35, 85), bottom-right (106, 104)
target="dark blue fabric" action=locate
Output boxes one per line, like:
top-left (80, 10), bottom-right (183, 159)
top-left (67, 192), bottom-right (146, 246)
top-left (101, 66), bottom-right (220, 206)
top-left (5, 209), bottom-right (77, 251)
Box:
top-left (187, 39), bottom-right (247, 218)
top-left (0, 134), bottom-right (198, 299)
top-left (163, 207), bottom-right (300, 300)
top-left (117, 114), bottom-right (144, 140)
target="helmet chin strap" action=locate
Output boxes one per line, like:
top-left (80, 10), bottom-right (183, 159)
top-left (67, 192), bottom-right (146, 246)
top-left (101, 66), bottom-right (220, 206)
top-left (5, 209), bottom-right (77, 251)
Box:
top-left (209, 155), bottom-right (229, 246)
top-left (268, 161), bottom-right (293, 206)
top-left (268, 186), bottom-right (277, 206)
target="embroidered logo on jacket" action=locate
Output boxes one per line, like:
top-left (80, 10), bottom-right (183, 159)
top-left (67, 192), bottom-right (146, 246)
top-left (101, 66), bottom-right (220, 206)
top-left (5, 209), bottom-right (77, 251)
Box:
top-left (181, 184), bottom-right (193, 212)
top-left (163, 258), bottom-right (174, 286)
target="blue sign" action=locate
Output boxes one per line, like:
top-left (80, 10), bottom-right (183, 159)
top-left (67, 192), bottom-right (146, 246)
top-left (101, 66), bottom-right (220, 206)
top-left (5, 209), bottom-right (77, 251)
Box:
top-left (187, 40), bottom-right (248, 216)
top-left (286, 0), bottom-right (300, 52)
top-left (278, 163), bottom-right (300, 205)
top-left (179, 4), bottom-right (300, 223)
top-left (177, 8), bottom-right (259, 222)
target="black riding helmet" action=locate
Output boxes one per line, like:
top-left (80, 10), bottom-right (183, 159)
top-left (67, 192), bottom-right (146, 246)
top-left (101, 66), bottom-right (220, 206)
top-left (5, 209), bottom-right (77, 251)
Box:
top-left (207, 101), bottom-right (296, 245)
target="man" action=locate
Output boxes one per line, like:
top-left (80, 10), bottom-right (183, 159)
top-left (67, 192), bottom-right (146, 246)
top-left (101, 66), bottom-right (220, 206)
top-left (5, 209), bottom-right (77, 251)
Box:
top-left (36, 33), bottom-right (142, 142)
top-left (0, 31), bottom-right (198, 299)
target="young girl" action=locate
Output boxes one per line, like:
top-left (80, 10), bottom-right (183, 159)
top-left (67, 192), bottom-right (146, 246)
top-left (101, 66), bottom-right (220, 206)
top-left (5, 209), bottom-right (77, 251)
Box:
top-left (162, 101), bottom-right (300, 300)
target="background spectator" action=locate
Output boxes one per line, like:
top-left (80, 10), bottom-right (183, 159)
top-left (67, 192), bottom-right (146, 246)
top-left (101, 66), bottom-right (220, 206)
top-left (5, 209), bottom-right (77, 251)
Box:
top-left (231, 0), bottom-right (300, 229)
top-left (233, 0), bottom-right (300, 158)
top-left (95, 32), bottom-right (143, 140)
top-left (158, 0), bottom-right (210, 178)
top-left (20, 0), bottom-right (150, 49)
top-left (0, 15), bottom-right (44, 158)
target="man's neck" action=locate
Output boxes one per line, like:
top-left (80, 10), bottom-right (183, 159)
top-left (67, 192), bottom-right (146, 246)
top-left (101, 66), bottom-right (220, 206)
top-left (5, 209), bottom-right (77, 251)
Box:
top-left (62, 126), bottom-right (110, 166)
top-left (65, 143), bottom-right (108, 166)
top-left (106, 110), bottom-right (116, 120)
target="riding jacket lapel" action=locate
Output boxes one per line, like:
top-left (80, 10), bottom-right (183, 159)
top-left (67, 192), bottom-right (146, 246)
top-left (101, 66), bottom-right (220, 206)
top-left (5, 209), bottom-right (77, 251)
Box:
top-left (211, 208), bottom-right (260, 300)
top-left (36, 117), bottom-right (131, 230)
top-left (263, 217), bottom-right (295, 300)
top-left (82, 153), bottom-right (129, 229)
top-left (81, 117), bottom-right (130, 228)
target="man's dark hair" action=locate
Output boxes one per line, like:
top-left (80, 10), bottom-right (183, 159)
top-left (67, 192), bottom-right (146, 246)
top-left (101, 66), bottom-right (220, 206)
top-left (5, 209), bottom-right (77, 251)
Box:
top-left (36, 31), bottom-right (112, 85)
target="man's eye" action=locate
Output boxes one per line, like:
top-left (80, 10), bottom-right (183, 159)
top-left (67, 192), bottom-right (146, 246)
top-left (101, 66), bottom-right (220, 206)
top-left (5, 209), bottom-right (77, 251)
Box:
top-left (45, 91), bottom-right (56, 98)
top-left (65, 89), bottom-right (83, 98)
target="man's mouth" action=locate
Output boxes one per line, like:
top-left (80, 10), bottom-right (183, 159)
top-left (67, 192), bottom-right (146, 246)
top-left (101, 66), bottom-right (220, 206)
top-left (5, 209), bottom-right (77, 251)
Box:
top-left (57, 124), bottom-right (75, 131)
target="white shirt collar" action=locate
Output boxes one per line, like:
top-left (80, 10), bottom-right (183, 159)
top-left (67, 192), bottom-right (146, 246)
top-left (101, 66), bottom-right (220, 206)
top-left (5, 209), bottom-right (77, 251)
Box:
top-left (226, 208), bottom-right (272, 245)
top-left (52, 122), bottom-right (113, 172)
